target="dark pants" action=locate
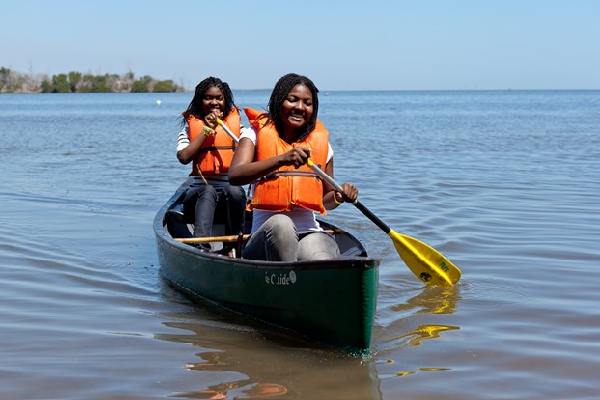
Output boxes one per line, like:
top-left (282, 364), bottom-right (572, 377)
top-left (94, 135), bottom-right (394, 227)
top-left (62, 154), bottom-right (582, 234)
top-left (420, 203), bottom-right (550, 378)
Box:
top-left (183, 179), bottom-right (246, 237)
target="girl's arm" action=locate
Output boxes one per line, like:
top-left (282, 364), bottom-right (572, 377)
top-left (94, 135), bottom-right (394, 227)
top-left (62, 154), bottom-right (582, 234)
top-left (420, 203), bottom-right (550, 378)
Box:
top-left (176, 112), bottom-right (219, 164)
top-left (228, 138), bottom-right (312, 185)
top-left (322, 158), bottom-right (358, 210)
top-left (177, 128), bottom-right (211, 164)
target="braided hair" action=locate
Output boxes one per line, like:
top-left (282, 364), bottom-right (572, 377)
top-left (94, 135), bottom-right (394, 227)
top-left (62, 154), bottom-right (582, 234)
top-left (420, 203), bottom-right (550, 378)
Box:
top-left (267, 73), bottom-right (319, 138)
top-left (181, 77), bottom-right (234, 126)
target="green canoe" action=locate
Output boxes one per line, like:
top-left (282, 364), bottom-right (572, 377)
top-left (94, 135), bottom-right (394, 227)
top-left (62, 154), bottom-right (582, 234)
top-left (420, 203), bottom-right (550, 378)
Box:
top-left (154, 178), bottom-right (380, 350)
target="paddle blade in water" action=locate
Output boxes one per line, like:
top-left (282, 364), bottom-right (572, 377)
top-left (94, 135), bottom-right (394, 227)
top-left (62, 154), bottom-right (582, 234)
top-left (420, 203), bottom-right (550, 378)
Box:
top-left (389, 230), bottom-right (461, 286)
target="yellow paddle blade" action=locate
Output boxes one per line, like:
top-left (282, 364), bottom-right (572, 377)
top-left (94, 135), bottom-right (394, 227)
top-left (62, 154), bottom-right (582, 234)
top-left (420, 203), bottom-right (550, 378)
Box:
top-left (389, 229), bottom-right (461, 286)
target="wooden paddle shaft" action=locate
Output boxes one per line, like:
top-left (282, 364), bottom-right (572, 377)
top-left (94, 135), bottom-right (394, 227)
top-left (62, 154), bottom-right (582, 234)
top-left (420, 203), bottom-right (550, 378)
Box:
top-left (175, 230), bottom-right (336, 244)
top-left (176, 234), bottom-right (248, 244)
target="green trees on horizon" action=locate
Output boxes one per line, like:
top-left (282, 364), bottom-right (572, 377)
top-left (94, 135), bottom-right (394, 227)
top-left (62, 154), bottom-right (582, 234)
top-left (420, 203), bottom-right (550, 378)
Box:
top-left (0, 66), bottom-right (184, 93)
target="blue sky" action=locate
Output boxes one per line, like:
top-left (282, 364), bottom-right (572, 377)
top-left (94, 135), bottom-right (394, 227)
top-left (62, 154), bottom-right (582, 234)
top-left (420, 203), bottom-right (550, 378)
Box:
top-left (2, 0), bottom-right (599, 90)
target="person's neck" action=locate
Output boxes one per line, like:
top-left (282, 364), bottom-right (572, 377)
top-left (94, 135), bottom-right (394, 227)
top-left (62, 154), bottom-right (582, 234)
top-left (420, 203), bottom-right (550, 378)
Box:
top-left (281, 127), bottom-right (303, 144)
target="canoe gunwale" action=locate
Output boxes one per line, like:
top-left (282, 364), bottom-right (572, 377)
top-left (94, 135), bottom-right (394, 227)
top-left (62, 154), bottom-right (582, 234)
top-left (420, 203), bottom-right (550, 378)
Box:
top-left (153, 177), bottom-right (380, 270)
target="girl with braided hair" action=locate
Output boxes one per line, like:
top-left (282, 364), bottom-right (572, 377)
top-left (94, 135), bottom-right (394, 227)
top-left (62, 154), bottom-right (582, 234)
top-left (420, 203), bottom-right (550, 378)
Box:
top-left (229, 73), bottom-right (358, 261)
top-left (176, 77), bottom-right (247, 242)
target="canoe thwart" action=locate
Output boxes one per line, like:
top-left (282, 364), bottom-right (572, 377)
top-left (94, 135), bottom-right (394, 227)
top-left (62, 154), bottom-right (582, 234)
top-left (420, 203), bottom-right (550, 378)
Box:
top-left (175, 229), bottom-right (337, 244)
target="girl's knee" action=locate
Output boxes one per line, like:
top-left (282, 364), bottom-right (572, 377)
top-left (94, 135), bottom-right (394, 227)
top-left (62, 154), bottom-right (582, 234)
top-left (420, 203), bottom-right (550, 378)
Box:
top-left (298, 233), bottom-right (339, 260)
top-left (265, 214), bottom-right (295, 235)
top-left (197, 185), bottom-right (218, 201)
top-left (226, 185), bottom-right (246, 199)
top-left (253, 214), bottom-right (298, 261)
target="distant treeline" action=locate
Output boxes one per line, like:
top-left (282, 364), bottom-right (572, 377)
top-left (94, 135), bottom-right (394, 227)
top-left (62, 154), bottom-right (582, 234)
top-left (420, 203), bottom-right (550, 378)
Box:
top-left (0, 67), bottom-right (184, 93)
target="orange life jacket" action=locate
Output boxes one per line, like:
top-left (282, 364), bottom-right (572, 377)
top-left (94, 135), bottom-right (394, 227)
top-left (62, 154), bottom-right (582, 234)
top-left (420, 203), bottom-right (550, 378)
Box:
top-left (185, 107), bottom-right (241, 176)
top-left (244, 107), bottom-right (329, 214)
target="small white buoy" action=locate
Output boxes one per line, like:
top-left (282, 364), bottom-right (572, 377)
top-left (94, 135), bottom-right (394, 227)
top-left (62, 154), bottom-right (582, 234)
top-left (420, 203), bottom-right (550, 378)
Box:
top-left (156, 99), bottom-right (162, 105)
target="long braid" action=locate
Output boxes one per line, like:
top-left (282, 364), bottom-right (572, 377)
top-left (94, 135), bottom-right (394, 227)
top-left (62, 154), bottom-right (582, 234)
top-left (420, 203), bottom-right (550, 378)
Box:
top-left (267, 73), bottom-right (319, 138)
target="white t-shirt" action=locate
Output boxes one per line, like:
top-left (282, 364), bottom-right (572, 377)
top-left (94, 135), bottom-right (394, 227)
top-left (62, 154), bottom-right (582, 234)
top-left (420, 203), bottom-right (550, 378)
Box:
top-left (239, 128), bottom-right (334, 233)
top-left (176, 125), bottom-right (253, 151)
top-left (238, 128), bottom-right (333, 161)
top-left (176, 126), bottom-right (190, 152)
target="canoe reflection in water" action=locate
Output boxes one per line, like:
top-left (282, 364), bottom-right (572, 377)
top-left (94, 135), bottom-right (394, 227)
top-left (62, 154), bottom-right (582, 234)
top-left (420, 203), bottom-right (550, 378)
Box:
top-left (155, 308), bottom-right (382, 400)
top-left (177, 382), bottom-right (287, 400)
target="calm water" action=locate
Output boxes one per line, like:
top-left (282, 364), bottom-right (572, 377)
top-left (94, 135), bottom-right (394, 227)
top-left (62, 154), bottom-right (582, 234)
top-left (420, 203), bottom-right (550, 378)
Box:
top-left (1, 91), bottom-right (599, 399)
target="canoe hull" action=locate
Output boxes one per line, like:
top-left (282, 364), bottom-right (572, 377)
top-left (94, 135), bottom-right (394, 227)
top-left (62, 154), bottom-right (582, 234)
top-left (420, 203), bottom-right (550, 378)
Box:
top-left (154, 178), bottom-right (379, 350)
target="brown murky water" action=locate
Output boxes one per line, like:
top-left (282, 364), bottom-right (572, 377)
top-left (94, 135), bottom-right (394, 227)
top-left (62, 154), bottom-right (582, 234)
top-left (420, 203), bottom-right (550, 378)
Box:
top-left (1, 91), bottom-right (599, 399)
